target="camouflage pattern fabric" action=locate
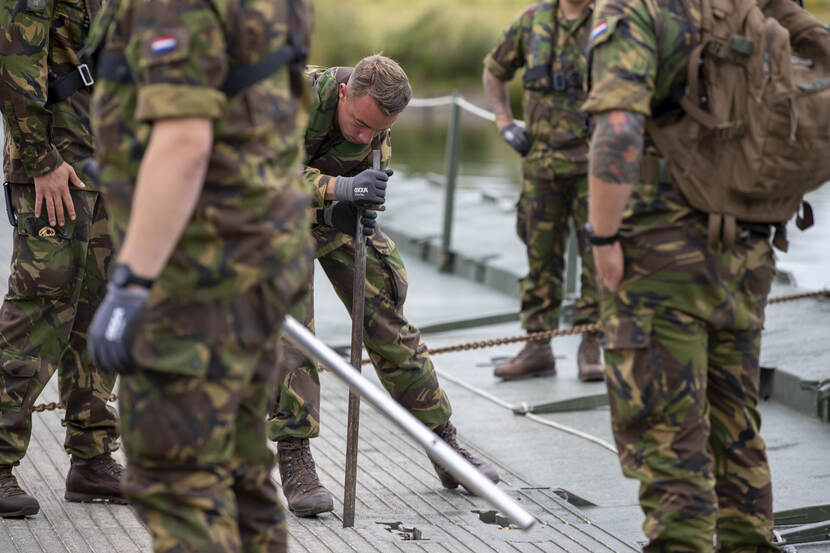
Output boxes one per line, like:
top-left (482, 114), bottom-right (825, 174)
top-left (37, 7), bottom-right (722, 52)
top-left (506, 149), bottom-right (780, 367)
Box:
top-left (584, 0), bottom-right (781, 549)
top-left (484, 1), bottom-right (597, 331)
top-left (0, 0), bottom-right (118, 466)
top-left (602, 217), bottom-right (779, 553)
top-left (516, 172), bottom-right (597, 330)
top-left (0, 0), bottom-right (98, 182)
top-left (269, 226), bottom-right (452, 441)
top-left (0, 185), bottom-right (118, 465)
top-left (90, 0), bottom-right (313, 549)
top-left (267, 65), bottom-right (452, 442)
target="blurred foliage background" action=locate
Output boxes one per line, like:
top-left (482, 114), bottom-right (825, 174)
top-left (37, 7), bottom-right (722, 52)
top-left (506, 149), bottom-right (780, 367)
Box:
top-left (310, 0), bottom-right (830, 97)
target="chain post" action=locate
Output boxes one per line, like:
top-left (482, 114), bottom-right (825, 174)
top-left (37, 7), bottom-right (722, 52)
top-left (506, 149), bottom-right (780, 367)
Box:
top-left (439, 92), bottom-right (462, 272)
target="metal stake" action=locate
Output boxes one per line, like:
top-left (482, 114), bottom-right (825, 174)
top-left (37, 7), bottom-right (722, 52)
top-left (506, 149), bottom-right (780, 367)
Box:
top-left (282, 316), bottom-right (537, 530)
top-left (342, 150), bottom-right (379, 527)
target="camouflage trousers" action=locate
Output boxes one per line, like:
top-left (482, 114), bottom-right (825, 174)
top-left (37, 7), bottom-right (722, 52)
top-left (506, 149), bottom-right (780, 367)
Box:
top-left (0, 184), bottom-right (118, 466)
top-left (517, 170), bottom-right (597, 331)
top-left (268, 225), bottom-right (452, 441)
top-left (120, 282), bottom-right (292, 553)
top-left (601, 216), bottom-right (780, 553)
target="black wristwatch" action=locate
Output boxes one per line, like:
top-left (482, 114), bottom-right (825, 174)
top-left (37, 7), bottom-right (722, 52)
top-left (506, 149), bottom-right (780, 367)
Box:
top-left (110, 263), bottom-right (155, 289)
top-left (584, 222), bottom-right (620, 246)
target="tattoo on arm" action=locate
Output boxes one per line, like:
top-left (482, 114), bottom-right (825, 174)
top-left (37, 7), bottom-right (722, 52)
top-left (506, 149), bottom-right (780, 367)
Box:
top-left (589, 111), bottom-right (646, 185)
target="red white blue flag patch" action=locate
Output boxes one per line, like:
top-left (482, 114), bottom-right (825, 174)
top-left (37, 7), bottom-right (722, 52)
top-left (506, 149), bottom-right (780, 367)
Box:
top-left (151, 35), bottom-right (178, 54)
top-left (590, 21), bottom-right (608, 43)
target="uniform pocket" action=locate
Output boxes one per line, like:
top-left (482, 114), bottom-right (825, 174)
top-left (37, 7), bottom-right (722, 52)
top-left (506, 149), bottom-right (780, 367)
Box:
top-left (0, 353), bottom-right (39, 412)
top-left (7, 215), bottom-right (84, 299)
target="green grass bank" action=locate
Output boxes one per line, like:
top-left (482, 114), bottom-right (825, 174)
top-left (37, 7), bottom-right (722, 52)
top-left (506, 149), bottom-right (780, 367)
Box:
top-left (311, 0), bottom-right (830, 96)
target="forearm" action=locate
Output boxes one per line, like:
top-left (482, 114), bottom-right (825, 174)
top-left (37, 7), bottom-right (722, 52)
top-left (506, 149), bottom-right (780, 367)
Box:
top-left (0, 6), bottom-right (60, 177)
top-left (117, 118), bottom-right (213, 278)
top-left (588, 110), bottom-right (645, 234)
top-left (482, 67), bottom-right (514, 130)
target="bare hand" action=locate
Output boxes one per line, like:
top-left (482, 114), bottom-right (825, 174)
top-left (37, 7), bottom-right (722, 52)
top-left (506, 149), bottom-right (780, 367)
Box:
top-left (593, 242), bottom-right (624, 292)
top-left (33, 161), bottom-right (85, 226)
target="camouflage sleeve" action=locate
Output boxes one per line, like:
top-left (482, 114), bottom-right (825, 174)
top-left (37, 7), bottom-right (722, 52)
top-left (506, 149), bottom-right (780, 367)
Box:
top-left (0, 0), bottom-right (63, 177)
top-left (581, 0), bottom-right (658, 116)
top-left (482, 8), bottom-right (529, 81)
top-left (302, 129), bottom-right (392, 210)
top-left (302, 166), bottom-right (331, 210)
top-left (127, 0), bottom-right (229, 121)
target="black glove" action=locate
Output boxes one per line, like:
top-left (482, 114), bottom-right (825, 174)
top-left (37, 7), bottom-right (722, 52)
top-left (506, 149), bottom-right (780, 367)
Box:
top-left (499, 121), bottom-right (531, 156)
top-left (87, 283), bottom-right (150, 374)
top-left (318, 202), bottom-right (377, 239)
top-left (333, 168), bottom-right (393, 206)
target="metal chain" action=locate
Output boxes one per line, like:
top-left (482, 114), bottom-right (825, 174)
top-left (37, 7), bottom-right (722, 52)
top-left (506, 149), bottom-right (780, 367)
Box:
top-left (32, 394), bottom-right (117, 413)
top-left (360, 288), bottom-right (830, 364)
top-left (31, 289), bottom-right (828, 410)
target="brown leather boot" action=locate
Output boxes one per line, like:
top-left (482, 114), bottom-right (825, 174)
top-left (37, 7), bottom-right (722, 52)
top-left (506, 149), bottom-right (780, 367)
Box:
top-left (493, 340), bottom-right (556, 380)
top-left (577, 331), bottom-right (605, 382)
top-left (277, 438), bottom-right (334, 517)
top-left (65, 453), bottom-right (128, 504)
top-left (430, 421), bottom-right (499, 493)
top-left (0, 465), bottom-right (39, 517)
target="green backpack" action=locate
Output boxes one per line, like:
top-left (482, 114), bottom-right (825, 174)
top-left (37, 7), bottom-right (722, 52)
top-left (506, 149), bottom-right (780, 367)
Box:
top-left (647, 0), bottom-right (830, 250)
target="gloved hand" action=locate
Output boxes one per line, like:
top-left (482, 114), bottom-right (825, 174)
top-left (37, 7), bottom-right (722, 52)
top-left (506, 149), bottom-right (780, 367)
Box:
top-left (333, 168), bottom-right (393, 206)
top-left (499, 121), bottom-right (531, 156)
top-left (87, 283), bottom-right (150, 374)
top-left (318, 201), bottom-right (377, 239)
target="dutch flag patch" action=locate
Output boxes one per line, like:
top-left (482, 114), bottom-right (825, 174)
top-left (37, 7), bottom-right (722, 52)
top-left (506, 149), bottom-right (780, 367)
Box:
top-left (590, 21), bottom-right (608, 43)
top-left (151, 35), bottom-right (178, 54)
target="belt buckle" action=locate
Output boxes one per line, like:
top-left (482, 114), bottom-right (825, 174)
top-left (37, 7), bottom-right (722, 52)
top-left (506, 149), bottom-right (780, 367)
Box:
top-left (77, 64), bottom-right (94, 87)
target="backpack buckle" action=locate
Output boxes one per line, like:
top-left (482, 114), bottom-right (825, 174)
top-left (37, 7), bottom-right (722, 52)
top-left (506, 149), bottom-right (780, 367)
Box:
top-left (77, 64), bottom-right (94, 87)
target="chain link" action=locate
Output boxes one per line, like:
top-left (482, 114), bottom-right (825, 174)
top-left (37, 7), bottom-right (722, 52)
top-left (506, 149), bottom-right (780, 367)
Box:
top-left (31, 289), bottom-right (828, 410)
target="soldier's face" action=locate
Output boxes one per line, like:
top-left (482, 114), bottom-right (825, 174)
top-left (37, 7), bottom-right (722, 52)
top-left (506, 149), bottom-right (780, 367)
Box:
top-left (337, 83), bottom-right (398, 145)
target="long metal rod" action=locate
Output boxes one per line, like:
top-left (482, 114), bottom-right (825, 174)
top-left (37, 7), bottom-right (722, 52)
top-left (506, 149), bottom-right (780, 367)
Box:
top-left (342, 151), bottom-right (378, 527)
top-left (282, 316), bottom-right (537, 530)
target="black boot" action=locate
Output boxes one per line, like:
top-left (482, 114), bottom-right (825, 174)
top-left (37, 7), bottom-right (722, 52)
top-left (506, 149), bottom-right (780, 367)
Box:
top-left (65, 453), bottom-right (128, 504)
top-left (0, 465), bottom-right (39, 517)
top-left (430, 421), bottom-right (500, 492)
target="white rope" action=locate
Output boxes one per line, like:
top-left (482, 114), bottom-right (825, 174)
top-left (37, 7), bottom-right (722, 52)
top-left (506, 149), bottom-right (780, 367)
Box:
top-left (408, 94), bottom-right (526, 128)
top-left (435, 368), bottom-right (618, 454)
top-left (408, 96), bottom-right (456, 108)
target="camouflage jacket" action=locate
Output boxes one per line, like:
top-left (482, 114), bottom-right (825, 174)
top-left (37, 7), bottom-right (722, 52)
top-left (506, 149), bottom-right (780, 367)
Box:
top-left (0, 0), bottom-right (99, 184)
top-left (484, 0), bottom-right (593, 176)
top-left (90, 0), bottom-right (312, 306)
top-left (303, 65), bottom-right (392, 257)
top-left (582, 0), bottom-right (701, 230)
top-left (303, 66), bottom-right (391, 210)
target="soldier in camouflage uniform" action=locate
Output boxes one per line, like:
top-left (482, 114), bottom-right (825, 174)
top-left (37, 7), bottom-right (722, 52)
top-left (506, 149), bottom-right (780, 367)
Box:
top-left (84, 0), bottom-right (313, 550)
top-left (581, 0), bottom-right (824, 549)
top-left (483, 0), bottom-right (604, 383)
top-left (0, 0), bottom-right (124, 518)
top-left (268, 56), bottom-right (500, 517)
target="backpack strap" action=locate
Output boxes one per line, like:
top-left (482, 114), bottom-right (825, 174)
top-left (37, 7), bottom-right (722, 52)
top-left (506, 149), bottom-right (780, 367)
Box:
top-left (45, 63), bottom-right (95, 106)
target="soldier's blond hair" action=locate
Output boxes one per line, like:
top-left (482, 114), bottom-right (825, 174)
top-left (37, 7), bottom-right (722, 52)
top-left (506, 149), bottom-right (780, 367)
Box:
top-left (347, 54), bottom-right (412, 116)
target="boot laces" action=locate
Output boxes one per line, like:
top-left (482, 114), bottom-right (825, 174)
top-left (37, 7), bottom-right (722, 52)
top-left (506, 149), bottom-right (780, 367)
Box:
top-left (436, 424), bottom-right (476, 464)
top-left (0, 469), bottom-right (25, 497)
top-left (90, 455), bottom-right (123, 478)
top-left (281, 442), bottom-right (320, 487)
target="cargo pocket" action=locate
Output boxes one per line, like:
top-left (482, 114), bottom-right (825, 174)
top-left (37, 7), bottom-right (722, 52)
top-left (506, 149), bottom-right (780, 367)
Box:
top-left (7, 215), bottom-right (84, 300)
top-left (369, 232), bottom-right (408, 310)
top-left (0, 352), bottom-right (40, 412)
